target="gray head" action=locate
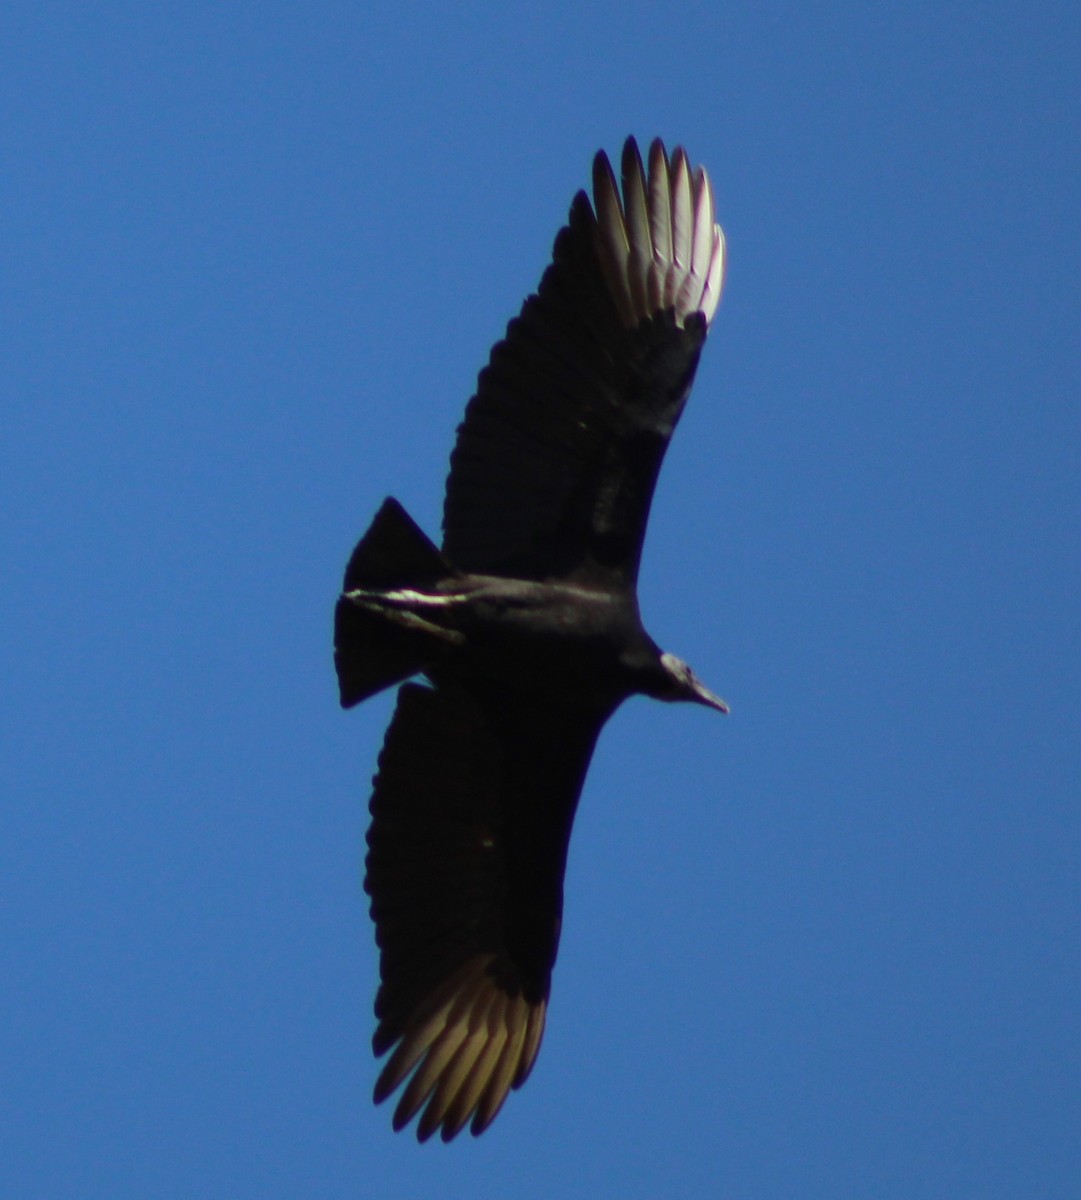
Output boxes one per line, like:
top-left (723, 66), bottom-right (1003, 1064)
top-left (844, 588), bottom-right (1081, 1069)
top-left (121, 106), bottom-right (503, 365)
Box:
top-left (656, 652), bottom-right (729, 713)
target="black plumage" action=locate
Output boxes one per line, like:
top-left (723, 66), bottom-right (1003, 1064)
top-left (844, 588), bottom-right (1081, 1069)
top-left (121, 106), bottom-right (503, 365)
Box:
top-left (334, 137), bottom-right (728, 1141)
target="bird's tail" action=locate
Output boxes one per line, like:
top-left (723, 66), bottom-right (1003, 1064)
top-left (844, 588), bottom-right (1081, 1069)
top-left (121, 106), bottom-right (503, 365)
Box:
top-left (334, 498), bottom-right (457, 708)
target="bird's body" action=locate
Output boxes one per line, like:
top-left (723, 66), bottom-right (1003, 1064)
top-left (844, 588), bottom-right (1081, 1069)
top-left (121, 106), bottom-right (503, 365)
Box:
top-left (347, 555), bottom-right (680, 708)
top-left (335, 138), bottom-right (727, 1141)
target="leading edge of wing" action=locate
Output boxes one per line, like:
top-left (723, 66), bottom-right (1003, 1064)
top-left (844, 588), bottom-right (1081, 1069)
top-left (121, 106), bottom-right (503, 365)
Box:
top-left (442, 137), bottom-right (726, 586)
top-left (365, 681), bottom-right (608, 1141)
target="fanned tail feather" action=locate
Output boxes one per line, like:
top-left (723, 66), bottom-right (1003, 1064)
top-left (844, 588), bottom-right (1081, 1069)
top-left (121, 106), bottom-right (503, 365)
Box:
top-left (334, 498), bottom-right (455, 707)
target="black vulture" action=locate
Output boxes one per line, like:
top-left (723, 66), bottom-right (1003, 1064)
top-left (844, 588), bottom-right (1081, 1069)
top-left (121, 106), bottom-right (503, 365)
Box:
top-left (335, 137), bottom-right (727, 1141)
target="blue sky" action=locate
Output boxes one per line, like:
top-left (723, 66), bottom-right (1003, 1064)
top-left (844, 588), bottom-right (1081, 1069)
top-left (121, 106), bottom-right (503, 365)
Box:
top-left (3, 3), bottom-right (1079, 1196)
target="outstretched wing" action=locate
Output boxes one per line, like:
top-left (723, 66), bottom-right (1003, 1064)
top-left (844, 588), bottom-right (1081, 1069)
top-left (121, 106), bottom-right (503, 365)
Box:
top-left (442, 137), bottom-right (725, 587)
top-left (365, 681), bottom-right (609, 1141)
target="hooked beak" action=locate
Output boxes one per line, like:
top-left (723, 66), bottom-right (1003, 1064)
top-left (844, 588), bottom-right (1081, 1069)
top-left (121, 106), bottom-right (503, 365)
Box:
top-left (691, 677), bottom-right (730, 714)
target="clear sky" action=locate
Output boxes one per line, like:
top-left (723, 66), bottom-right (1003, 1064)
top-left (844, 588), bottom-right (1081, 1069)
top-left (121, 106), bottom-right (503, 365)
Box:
top-left (3, 3), bottom-right (1079, 1197)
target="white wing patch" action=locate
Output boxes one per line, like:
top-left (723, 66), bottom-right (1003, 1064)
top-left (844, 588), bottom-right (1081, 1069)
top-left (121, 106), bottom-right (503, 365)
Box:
top-left (592, 138), bottom-right (726, 331)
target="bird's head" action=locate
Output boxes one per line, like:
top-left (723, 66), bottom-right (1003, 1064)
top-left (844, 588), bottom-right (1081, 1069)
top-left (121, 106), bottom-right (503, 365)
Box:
top-left (655, 652), bottom-right (729, 713)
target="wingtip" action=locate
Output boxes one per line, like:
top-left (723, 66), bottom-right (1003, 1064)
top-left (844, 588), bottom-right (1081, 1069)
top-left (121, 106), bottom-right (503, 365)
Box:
top-left (591, 136), bottom-right (725, 332)
top-left (370, 952), bottom-right (549, 1142)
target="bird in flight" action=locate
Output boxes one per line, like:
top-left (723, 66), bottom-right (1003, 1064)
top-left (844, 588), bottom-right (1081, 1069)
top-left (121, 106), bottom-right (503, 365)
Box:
top-left (335, 137), bottom-right (727, 1141)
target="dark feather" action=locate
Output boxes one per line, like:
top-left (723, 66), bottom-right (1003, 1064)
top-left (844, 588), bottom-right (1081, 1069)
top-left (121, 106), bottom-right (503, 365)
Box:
top-left (442, 137), bottom-right (724, 586)
top-left (365, 682), bottom-right (609, 1140)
